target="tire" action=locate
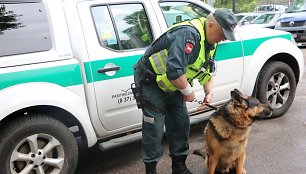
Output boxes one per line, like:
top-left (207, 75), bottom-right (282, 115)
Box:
top-left (256, 61), bottom-right (296, 118)
top-left (0, 114), bottom-right (78, 174)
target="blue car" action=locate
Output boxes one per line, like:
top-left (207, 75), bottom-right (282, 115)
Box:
top-left (275, 0), bottom-right (306, 41)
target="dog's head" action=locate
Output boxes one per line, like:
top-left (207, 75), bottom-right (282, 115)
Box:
top-left (230, 89), bottom-right (273, 119)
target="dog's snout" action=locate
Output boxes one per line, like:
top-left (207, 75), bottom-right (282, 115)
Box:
top-left (264, 108), bottom-right (273, 117)
top-left (259, 104), bottom-right (273, 118)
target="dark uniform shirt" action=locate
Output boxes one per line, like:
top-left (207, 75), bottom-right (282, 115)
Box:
top-left (143, 24), bottom-right (214, 80)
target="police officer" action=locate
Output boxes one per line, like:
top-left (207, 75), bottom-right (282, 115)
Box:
top-left (133, 8), bottom-right (238, 174)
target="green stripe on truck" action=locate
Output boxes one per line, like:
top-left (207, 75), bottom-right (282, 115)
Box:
top-left (0, 34), bottom-right (292, 89)
top-left (0, 64), bottom-right (83, 90)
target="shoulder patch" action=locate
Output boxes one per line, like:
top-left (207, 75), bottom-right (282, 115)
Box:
top-left (185, 42), bottom-right (194, 54)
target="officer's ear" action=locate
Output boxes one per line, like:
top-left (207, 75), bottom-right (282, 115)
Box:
top-left (207, 21), bottom-right (214, 29)
top-left (206, 22), bottom-right (213, 34)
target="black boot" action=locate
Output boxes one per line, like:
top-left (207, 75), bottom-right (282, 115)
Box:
top-left (172, 156), bottom-right (192, 174)
top-left (145, 161), bottom-right (157, 174)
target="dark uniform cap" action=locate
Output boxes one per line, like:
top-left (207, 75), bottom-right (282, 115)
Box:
top-left (213, 8), bottom-right (238, 41)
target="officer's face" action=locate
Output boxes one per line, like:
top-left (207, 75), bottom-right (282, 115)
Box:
top-left (206, 21), bottom-right (225, 44)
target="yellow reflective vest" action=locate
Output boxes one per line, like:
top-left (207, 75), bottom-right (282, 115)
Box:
top-left (149, 17), bottom-right (216, 92)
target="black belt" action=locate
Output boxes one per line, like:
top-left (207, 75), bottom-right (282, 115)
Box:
top-left (135, 58), bottom-right (157, 84)
top-left (137, 58), bottom-right (152, 70)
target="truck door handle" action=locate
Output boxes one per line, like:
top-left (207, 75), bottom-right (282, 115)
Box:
top-left (97, 66), bottom-right (120, 73)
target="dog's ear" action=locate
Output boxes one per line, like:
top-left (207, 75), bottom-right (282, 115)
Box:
top-left (233, 88), bottom-right (242, 96)
top-left (231, 90), bottom-right (249, 108)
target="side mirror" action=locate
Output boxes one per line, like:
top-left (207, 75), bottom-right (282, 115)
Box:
top-left (241, 20), bottom-right (247, 25)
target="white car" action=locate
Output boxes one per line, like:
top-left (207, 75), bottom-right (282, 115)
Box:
top-left (254, 4), bottom-right (288, 12)
top-left (235, 12), bottom-right (261, 26)
top-left (0, 0), bottom-right (303, 173)
top-left (243, 11), bottom-right (283, 29)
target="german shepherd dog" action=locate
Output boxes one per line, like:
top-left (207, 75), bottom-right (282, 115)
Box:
top-left (204, 89), bottom-right (272, 174)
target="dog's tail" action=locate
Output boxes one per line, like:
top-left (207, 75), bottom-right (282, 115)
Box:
top-left (192, 149), bottom-right (206, 159)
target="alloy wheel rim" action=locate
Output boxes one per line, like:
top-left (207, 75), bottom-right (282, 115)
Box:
top-left (266, 72), bottom-right (290, 109)
top-left (10, 134), bottom-right (64, 174)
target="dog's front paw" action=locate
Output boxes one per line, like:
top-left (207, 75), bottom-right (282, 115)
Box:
top-left (235, 168), bottom-right (247, 174)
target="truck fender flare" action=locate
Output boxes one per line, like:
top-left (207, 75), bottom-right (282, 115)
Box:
top-left (241, 37), bottom-right (303, 95)
top-left (0, 82), bottom-right (97, 147)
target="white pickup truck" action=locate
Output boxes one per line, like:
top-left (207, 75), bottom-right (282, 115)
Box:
top-left (0, 0), bottom-right (303, 173)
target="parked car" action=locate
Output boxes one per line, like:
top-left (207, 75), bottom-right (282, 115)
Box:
top-left (0, 0), bottom-right (303, 173)
top-left (235, 12), bottom-right (261, 26)
top-left (242, 11), bottom-right (283, 29)
top-left (254, 4), bottom-right (288, 12)
top-left (274, 0), bottom-right (306, 41)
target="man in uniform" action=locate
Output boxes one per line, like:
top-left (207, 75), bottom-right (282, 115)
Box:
top-left (133, 8), bottom-right (238, 174)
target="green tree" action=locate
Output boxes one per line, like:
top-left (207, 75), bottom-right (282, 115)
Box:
top-left (236, 0), bottom-right (257, 12)
top-left (0, 5), bottom-right (23, 35)
top-left (214, 0), bottom-right (233, 9)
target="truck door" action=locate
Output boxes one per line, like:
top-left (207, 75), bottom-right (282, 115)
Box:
top-left (77, 0), bottom-right (161, 131)
top-left (156, 0), bottom-right (244, 111)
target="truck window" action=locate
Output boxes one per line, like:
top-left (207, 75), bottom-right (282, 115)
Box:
top-left (91, 3), bottom-right (153, 51)
top-left (0, 1), bottom-right (51, 57)
top-left (159, 1), bottom-right (210, 27)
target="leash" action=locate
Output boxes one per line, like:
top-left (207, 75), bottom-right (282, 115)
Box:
top-left (193, 98), bottom-right (218, 110)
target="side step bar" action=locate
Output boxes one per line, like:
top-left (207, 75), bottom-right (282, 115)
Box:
top-left (99, 132), bottom-right (142, 151)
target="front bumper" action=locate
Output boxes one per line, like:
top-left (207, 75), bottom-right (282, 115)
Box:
top-left (275, 26), bottom-right (306, 41)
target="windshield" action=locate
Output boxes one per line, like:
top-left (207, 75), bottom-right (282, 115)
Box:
top-left (159, 2), bottom-right (210, 27)
top-left (251, 13), bottom-right (276, 24)
top-left (286, 0), bottom-right (306, 13)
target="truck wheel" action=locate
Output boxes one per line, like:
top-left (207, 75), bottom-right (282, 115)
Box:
top-left (256, 61), bottom-right (296, 118)
top-left (0, 114), bottom-right (78, 174)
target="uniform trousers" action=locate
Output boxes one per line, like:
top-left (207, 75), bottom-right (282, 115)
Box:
top-left (134, 65), bottom-right (190, 163)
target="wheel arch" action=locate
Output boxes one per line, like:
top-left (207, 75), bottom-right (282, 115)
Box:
top-left (241, 37), bottom-right (304, 96)
top-left (266, 53), bottom-right (300, 85)
top-left (0, 105), bottom-right (89, 148)
top-left (0, 82), bottom-right (97, 147)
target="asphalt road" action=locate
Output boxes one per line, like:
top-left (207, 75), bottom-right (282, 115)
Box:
top-left (76, 47), bottom-right (306, 174)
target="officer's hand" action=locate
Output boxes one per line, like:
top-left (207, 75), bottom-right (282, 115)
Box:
top-left (184, 91), bottom-right (195, 102)
top-left (197, 93), bottom-right (213, 111)
top-left (204, 93), bottom-right (213, 104)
